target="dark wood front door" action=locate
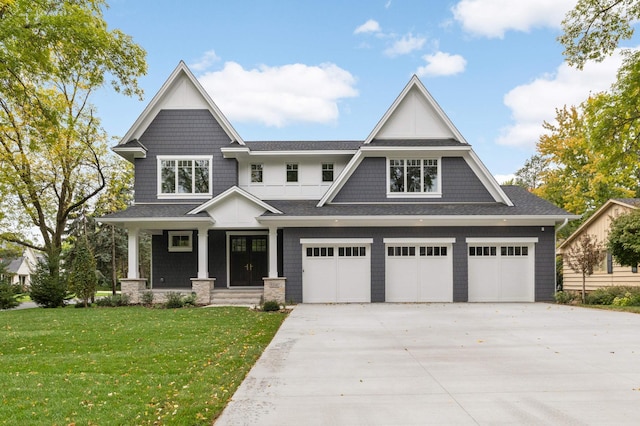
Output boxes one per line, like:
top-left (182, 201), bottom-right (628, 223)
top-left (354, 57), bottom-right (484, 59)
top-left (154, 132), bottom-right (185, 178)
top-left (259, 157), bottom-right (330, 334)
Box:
top-left (230, 236), bottom-right (268, 286)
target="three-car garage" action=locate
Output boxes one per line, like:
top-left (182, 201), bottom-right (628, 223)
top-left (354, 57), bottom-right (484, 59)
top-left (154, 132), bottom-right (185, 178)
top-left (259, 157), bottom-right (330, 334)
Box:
top-left (300, 237), bottom-right (537, 303)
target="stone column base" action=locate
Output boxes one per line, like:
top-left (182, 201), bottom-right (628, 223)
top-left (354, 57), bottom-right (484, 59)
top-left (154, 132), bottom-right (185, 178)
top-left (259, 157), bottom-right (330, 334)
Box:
top-left (120, 278), bottom-right (147, 304)
top-left (263, 277), bottom-right (286, 304)
top-left (191, 278), bottom-right (216, 305)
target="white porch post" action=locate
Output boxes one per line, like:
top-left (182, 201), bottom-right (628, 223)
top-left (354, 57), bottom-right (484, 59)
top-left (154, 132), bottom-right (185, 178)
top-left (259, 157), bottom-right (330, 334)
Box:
top-left (127, 227), bottom-right (139, 279)
top-left (197, 226), bottom-right (209, 279)
top-left (268, 226), bottom-right (278, 278)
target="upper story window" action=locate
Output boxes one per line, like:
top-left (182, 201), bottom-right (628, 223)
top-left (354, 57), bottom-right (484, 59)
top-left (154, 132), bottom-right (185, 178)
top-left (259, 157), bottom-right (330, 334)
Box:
top-left (158, 155), bottom-right (212, 198)
top-left (251, 164), bottom-right (263, 183)
top-left (388, 158), bottom-right (440, 196)
top-left (286, 163), bottom-right (298, 183)
top-left (322, 163), bottom-right (334, 182)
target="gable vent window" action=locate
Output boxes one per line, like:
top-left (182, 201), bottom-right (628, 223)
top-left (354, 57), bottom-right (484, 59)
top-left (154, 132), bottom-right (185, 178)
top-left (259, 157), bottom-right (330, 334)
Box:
top-left (158, 156), bottom-right (212, 198)
top-left (286, 163), bottom-right (298, 182)
top-left (389, 158), bottom-right (439, 195)
top-left (322, 163), bottom-right (334, 182)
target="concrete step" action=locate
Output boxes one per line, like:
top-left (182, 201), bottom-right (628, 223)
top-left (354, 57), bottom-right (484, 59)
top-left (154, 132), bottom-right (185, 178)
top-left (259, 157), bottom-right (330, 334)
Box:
top-left (210, 289), bottom-right (263, 305)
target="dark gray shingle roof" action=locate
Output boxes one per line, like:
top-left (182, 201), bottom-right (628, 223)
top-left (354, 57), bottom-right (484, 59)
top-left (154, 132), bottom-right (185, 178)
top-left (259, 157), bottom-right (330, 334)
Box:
top-left (101, 204), bottom-right (207, 219)
top-left (244, 140), bottom-right (362, 151)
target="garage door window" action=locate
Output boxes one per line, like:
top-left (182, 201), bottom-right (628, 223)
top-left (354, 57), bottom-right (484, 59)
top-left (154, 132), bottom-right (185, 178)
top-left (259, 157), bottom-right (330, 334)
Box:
top-left (339, 247), bottom-right (366, 257)
top-left (469, 246), bottom-right (497, 256)
top-left (387, 246), bottom-right (416, 256)
top-left (306, 247), bottom-right (334, 257)
top-left (501, 246), bottom-right (528, 256)
top-left (420, 246), bottom-right (447, 256)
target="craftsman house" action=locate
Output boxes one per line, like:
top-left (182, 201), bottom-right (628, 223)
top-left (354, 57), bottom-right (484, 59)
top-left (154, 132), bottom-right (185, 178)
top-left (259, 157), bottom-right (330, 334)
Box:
top-left (102, 61), bottom-right (575, 304)
top-left (559, 199), bottom-right (640, 292)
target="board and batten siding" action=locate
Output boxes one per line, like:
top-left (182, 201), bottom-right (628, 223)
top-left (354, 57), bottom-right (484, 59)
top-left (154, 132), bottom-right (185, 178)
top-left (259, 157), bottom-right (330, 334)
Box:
top-left (332, 157), bottom-right (495, 203)
top-left (134, 109), bottom-right (237, 203)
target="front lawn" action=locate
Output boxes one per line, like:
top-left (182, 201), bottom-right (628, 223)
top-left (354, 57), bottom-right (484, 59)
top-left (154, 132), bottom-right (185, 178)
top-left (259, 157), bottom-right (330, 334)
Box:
top-left (0, 306), bottom-right (286, 424)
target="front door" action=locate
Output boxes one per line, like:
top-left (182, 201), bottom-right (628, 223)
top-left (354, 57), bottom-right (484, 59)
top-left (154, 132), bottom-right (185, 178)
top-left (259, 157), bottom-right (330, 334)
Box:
top-left (230, 236), bottom-right (268, 286)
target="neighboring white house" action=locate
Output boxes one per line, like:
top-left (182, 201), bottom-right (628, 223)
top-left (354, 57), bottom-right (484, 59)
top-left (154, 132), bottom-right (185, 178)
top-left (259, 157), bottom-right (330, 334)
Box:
top-left (2, 248), bottom-right (41, 290)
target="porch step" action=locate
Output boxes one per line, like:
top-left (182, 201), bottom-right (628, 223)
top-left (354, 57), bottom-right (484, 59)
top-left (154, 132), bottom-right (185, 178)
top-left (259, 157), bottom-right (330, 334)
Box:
top-left (210, 288), bottom-right (263, 306)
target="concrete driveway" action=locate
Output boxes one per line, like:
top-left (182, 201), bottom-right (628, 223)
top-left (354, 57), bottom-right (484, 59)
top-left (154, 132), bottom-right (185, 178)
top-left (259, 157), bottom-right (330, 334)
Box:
top-left (216, 303), bottom-right (640, 425)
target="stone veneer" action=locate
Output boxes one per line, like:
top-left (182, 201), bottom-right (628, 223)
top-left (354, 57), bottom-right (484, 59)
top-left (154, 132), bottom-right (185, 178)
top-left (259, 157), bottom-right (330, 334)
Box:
top-left (120, 278), bottom-right (147, 304)
top-left (190, 278), bottom-right (216, 305)
top-left (263, 277), bottom-right (286, 304)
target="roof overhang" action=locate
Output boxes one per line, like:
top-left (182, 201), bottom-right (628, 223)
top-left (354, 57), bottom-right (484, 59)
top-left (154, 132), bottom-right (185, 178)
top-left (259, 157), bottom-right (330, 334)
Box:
top-left (221, 146), bottom-right (358, 159)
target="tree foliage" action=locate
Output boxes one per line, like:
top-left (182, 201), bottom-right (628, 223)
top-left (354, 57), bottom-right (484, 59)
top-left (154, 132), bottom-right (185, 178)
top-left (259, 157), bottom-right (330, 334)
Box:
top-left (68, 235), bottom-right (97, 307)
top-left (29, 256), bottom-right (68, 308)
top-left (0, 0), bottom-right (146, 280)
top-left (608, 209), bottom-right (640, 267)
top-left (560, 0), bottom-right (640, 69)
top-left (564, 234), bottom-right (606, 303)
top-left (513, 154), bottom-right (547, 191)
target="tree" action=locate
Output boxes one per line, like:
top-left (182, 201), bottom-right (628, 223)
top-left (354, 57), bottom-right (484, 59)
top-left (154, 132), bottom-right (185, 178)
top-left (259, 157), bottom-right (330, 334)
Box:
top-left (608, 209), bottom-right (640, 267)
top-left (29, 256), bottom-right (68, 308)
top-left (0, 259), bottom-right (20, 310)
top-left (0, 0), bottom-right (146, 283)
top-left (513, 154), bottom-right (548, 191)
top-left (68, 235), bottom-right (97, 307)
top-left (564, 234), bottom-right (606, 303)
top-left (560, 0), bottom-right (640, 69)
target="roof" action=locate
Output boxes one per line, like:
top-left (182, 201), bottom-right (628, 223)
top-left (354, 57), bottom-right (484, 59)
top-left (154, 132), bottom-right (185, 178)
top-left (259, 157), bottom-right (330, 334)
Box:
top-left (244, 140), bottom-right (362, 151)
top-left (368, 138), bottom-right (466, 147)
top-left (264, 186), bottom-right (571, 217)
top-left (5, 257), bottom-right (24, 274)
top-left (101, 204), bottom-right (207, 220)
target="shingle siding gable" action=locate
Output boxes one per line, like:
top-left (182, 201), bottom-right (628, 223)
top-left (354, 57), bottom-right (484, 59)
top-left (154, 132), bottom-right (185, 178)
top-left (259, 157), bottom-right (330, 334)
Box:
top-left (134, 109), bottom-right (237, 203)
top-left (332, 156), bottom-right (494, 203)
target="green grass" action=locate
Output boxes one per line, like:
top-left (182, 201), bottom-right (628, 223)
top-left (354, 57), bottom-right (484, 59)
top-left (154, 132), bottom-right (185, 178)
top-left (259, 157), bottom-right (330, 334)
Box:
top-left (0, 306), bottom-right (286, 425)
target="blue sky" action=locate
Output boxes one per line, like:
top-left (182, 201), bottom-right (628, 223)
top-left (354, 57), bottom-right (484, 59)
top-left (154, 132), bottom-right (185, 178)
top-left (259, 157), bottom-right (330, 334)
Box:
top-left (96, 0), bottom-right (638, 181)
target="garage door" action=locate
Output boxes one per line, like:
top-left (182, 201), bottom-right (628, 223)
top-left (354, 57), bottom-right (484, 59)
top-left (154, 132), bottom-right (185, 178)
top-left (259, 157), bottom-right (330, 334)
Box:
top-left (467, 238), bottom-right (537, 302)
top-left (301, 239), bottom-right (372, 303)
top-left (384, 238), bottom-right (454, 302)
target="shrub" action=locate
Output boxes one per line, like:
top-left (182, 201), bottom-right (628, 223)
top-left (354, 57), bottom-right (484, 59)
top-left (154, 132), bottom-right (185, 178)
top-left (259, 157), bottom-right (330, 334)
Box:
top-left (262, 300), bottom-right (281, 312)
top-left (164, 291), bottom-right (185, 309)
top-left (0, 281), bottom-right (20, 310)
top-left (183, 292), bottom-right (198, 307)
top-left (141, 291), bottom-right (154, 307)
top-left (585, 288), bottom-right (616, 305)
top-left (555, 291), bottom-right (578, 304)
top-left (95, 294), bottom-right (131, 307)
top-left (68, 237), bottom-right (98, 308)
top-left (29, 259), bottom-right (68, 308)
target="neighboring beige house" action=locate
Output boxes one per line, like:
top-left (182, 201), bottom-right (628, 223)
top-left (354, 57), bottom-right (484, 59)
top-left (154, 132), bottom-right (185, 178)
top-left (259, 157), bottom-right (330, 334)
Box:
top-left (1, 248), bottom-right (41, 290)
top-left (559, 199), bottom-right (640, 292)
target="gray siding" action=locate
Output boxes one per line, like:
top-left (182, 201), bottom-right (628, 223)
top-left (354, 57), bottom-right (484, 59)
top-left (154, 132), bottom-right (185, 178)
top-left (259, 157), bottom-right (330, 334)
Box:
top-left (152, 231), bottom-right (198, 289)
top-left (333, 157), bottom-right (494, 203)
top-left (283, 226), bottom-right (554, 303)
top-left (134, 109), bottom-right (237, 203)
top-left (208, 230), bottom-right (227, 288)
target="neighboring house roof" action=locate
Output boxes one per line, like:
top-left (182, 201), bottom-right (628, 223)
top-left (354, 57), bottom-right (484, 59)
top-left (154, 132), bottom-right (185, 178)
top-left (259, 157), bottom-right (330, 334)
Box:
top-left (558, 198), bottom-right (640, 250)
top-left (5, 257), bottom-right (24, 274)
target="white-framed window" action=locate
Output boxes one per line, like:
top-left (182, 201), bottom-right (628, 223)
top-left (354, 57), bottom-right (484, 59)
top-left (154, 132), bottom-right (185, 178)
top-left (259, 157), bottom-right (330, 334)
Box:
top-left (388, 158), bottom-right (440, 196)
top-left (251, 164), bottom-right (263, 183)
top-left (168, 231), bottom-right (192, 252)
top-left (286, 163), bottom-right (298, 183)
top-left (322, 163), bottom-right (334, 182)
top-left (158, 155), bottom-right (212, 198)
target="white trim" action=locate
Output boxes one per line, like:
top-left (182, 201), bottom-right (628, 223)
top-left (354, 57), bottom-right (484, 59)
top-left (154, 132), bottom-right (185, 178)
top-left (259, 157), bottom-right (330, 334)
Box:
top-left (364, 75), bottom-right (467, 145)
top-left (222, 148), bottom-right (359, 158)
top-left (168, 231), bottom-right (193, 252)
top-left (383, 238), bottom-right (456, 244)
top-left (465, 150), bottom-right (513, 207)
top-left (157, 155), bottom-right (213, 198)
top-left (300, 238), bottom-right (373, 245)
top-left (465, 237), bottom-right (539, 244)
top-left (117, 61), bottom-right (244, 147)
top-left (258, 215), bottom-right (570, 227)
top-left (188, 186), bottom-right (282, 215)
top-left (317, 150), bottom-right (364, 206)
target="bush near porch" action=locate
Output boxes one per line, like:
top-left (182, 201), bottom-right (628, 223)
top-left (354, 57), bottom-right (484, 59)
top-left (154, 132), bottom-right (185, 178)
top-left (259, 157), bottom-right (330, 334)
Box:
top-left (0, 306), bottom-right (286, 425)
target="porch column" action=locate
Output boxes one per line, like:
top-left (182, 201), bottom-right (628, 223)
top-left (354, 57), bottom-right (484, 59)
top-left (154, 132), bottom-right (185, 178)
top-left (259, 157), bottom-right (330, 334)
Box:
top-left (127, 226), bottom-right (139, 279)
top-left (268, 226), bottom-right (278, 278)
top-left (197, 226), bottom-right (209, 279)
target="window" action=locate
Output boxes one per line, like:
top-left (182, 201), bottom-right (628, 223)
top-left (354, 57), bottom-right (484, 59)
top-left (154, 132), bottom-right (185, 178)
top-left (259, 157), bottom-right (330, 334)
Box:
top-left (338, 246), bottom-right (366, 257)
top-left (168, 231), bottom-right (192, 252)
top-left (158, 156), bottom-right (211, 197)
top-left (306, 247), bottom-right (334, 257)
top-left (420, 246), bottom-right (447, 256)
top-left (322, 163), bottom-right (334, 182)
top-left (286, 163), bottom-right (298, 182)
top-left (389, 158), bottom-right (439, 194)
top-left (500, 246), bottom-right (529, 257)
top-left (387, 246), bottom-right (416, 257)
top-left (251, 164), bottom-right (263, 183)
top-left (469, 246), bottom-right (497, 256)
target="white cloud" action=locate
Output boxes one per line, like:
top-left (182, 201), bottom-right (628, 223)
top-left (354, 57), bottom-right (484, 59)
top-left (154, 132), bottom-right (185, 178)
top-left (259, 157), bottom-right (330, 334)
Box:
top-left (494, 173), bottom-right (516, 184)
top-left (354, 19), bottom-right (381, 34)
top-left (197, 62), bottom-right (358, 127)
top-left (416, 51), bottom-right (467, 77)
top-left (384, 33), bottom-right (426, 57)
top-left (452, 0), bottom-right (576, 38)
top-left (497, 50), bottom-right (629, 148)
top-left (189, 50), bottom-right (220, 72)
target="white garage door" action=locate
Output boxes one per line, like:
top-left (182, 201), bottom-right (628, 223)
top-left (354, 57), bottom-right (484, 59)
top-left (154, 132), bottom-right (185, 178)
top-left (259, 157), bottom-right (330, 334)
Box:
top-left (301, 239), bottom-right (372, 303)
top-left (385, 238), bottom-right (454, 302)
top-left (467, 238), bottom-right (536, 302)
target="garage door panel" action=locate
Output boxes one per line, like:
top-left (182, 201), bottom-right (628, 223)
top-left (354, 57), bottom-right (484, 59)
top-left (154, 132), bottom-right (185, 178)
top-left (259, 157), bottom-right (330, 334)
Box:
top-left (303, 256), bottom-right (336, 303)
top-left (337, 256), bottom-right (370, 302)
top-left (418, 255), bottom-right (453, 302)
top-left (468, 254), bottom-right (500, 302)
top-left (500, 257), bottom-right (533, 301)
top-left (386, 257), bottom-right (418, 302)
